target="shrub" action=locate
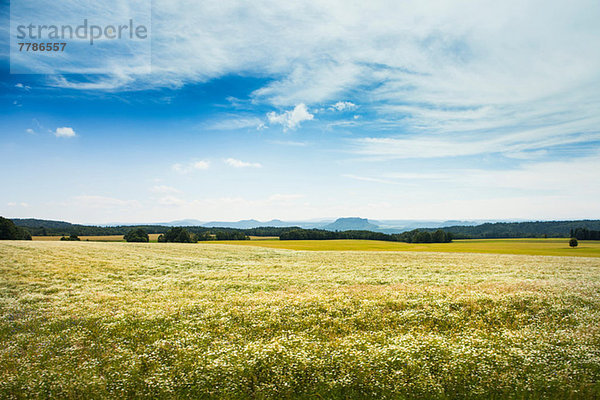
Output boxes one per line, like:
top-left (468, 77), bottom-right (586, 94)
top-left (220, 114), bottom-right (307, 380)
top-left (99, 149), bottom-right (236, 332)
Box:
top-left (60, 234), bottom-right (80, 241)
top-left (124, 228), bottom-right (149, 243)
top-left (161, 227), bottom-right (195, 243)
top-left (569, 238), bottom-right (578, 248)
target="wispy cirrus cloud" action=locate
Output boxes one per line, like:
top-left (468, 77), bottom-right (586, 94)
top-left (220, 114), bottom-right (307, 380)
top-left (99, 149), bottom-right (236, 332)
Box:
top-left (343, 153), bottom-right (600, 197)
top-left (351, 118), bottom-right (600, 160)
top-left (6, 202), bottom-right (29, 207)
top-left (225, 158), bottom-right (262, 168)
top-left (172, 160), bottom-right (210, 173)
top-left (25, 1), bottom-right (599, 155)
top-left (203, 116), bottom-right (265, 131)
top-left (71, 195), bottom-right (140, 209)
top-left (268, 140), bottom-right (309, 147)
top-left (150, 185), bottom-right (181, 194)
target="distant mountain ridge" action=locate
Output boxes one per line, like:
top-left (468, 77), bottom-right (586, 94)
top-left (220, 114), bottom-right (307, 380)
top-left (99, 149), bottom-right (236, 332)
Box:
top-left (9, 217), bottom-right (600, 239)
top-left (322, 217), bottom-right (379, 231)
top-left (12, 217), bottom-right (483, 232)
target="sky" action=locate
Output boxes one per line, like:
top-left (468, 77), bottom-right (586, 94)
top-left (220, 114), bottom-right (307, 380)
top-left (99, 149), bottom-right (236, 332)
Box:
top-left (1, 0), bottom-right (599, 224)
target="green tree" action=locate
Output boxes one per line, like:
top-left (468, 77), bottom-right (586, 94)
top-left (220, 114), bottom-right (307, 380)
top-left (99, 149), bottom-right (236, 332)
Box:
top-left (569, 238), bottom-right (578, 248)
top-left (60, 234), bottom-right (80, 241)
top-left (124, 228), bottom-right (149, 243)
top-left (432, 230), bottom-right (447, 243)
top-left (162, 227), bottom-right (195, 243)
top-left (0, 217), bottom-right (32, 240)
top-left (413, 231), bottom-right (432, 243)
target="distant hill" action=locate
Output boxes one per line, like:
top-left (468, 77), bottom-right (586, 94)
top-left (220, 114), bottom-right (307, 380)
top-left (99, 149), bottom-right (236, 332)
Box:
top-left (322, 217), bottom-right (380, 232)
top-left (440, 220), bottom-right (600, 239)
top-left (202, 219), bottom-right (263, 229)
top-left (10, 217), bottom-right (600, 239)
top-left (11, 218), bottom-right (79, 230)
top-left (161, 219), bottom-right (204, 226)
top-left (375, 219), bottom-right (508, 233)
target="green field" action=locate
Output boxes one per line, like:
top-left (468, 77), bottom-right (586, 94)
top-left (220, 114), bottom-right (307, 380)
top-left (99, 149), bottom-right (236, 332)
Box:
top-left (32, 236), bottom-right (600, 257)
top-left (1, 241), bottom-right (600, 398)
top-left (211, 238), bottom-right (600, 257)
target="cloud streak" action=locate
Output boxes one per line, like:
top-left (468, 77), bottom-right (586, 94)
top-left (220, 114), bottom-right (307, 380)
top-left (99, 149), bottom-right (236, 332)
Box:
top-left (172, 160), bottom-right (210, 174)
top-left (225, 158), bottom-right (262, 168)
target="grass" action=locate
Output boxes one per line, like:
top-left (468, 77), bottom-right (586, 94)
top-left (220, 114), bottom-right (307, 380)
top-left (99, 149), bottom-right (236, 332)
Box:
top-left (33, 234), bottom-right (162, 242)
top-left (1, 240), bottom-right (600, 398)
top-left (209, 238), bottom-right (600, 257)
top-left (32, 236), bottom-right (600, 257)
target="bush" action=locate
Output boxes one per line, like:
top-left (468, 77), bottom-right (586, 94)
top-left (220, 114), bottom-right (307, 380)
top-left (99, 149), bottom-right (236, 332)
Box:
top-left (60, 234), bottom-right (80, 241)
top-left (160, 227), bottom-right (195, 243)
top-left (0, 217), bottom-right (32, 240)
top-left (124, 228), bottom-right (149, 243)
top-left (569, 238), bottom-right (578, 248)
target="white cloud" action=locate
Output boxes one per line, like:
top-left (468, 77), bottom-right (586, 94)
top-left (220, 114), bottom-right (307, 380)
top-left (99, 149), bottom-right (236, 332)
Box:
top-left (330, 101), bottom-right (357, 111)
top-left (344, 153), bottom-right (600, 196)
top-left (158, 195), bottom-right (187, 207)
top-left (54, 127), bottom-right (76, 138)
top-left (15, 83), bottom-right (30, 90)
top-left (147, 193), bottom-right (306, 219)
top-left (72, 195), bottom-right (140, 209)
top-left (268, 140), bottom-right (309, 147)
top-left (150, 185), bottom-right (181, 194)
top-left (172, 160), bottom-right (210, 173)
top-left (32, 1), bottom-right (597, 159)
top-left (49, 74), bottom-right (135, 90)
top-left (25, 128), bottom-right (35, 134)
top-left (267, 194), bottom-right (304, 202)
top-left (204, 116), bottom-right (265, 131)
top-left (6, 202), bottom-right (29, 207)
top-left (352, 121), bottom-right (600, 160)
top-left (225, 158), bottom-right (262, 168)
top-left (267, 104), bottom-right (314, 130)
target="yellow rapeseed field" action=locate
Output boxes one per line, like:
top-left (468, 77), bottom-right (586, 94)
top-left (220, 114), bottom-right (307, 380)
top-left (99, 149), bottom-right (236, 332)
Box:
top-left (211, 238), bottom-right (600, 258)
top-left (1, 241), bottom-right (599, 398)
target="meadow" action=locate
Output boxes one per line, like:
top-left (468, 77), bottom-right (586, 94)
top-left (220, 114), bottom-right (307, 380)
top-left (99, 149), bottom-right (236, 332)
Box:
top-left (1, 241), bottom-right (600, 398)
top-left (211, 238), bottom-right (600, 258)
top-left (32, 236), bottom-right (600, 258)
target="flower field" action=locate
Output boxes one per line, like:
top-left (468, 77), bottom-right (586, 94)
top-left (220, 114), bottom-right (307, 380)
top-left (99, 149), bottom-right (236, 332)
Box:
top-left (1, 241), bottom-right (600, 398)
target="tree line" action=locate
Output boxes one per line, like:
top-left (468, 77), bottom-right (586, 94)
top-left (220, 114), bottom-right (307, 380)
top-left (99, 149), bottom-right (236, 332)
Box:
top-left (11, 218), bottom-right (295, 238)
top-left (155, 227), bottom-right (250, 243)
top-left (441, 220), bottom-right (600, 239)
top-left (280, 228), bottom-right (453, 243)
top-left (9, 218), bottom-right (600, 242)
top-left (570, 228), bottom-right (600, 240)
top-left (0, 217), bottom-right (32, 240)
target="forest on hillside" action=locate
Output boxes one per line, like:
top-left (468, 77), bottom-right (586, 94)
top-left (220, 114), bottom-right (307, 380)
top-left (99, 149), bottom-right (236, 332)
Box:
top-left (8, 218), bottom-right (600, 240)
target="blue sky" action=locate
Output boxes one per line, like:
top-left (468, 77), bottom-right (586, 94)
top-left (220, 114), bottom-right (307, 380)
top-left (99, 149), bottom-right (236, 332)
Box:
top-left (1, 0), bottom-right (600, 224)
